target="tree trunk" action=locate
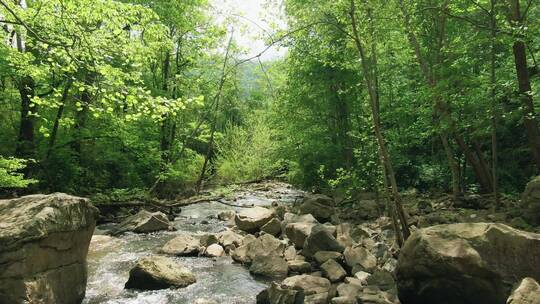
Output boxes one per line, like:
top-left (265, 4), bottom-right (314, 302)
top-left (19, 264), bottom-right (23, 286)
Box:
top-left (508, 0), bottom-right (540, 171)
top-left (195, 31), bottom-right (234, 193)
top-left (15, 75), bottom-right (35, 160)
top-left (441, 134), bottom-right (461, 199)
top-left (73, 73), bottom-right (94, 162)
top-left (13, 2), bottom-right (34, 162)
top-left (350, 0), bottom-right (410, 242)
top-left (490, 0), bottom-right (500, 207)
top-left (46, 78), bottom-right (73, 160)
top-left (160, 51), bottom-right (172, 164)
top-left (399, 0), bottom-right (494, 193)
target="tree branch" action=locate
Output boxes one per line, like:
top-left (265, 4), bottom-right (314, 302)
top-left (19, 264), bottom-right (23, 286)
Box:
top-left (0, 0), bottom-right (68, 47)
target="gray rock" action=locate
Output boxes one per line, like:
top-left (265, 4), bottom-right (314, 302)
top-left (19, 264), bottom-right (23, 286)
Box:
top-left (396, 223), bottom-right (540, 304)
top-left (314, 251), bottom-right (343, 265)
top-left (286, 222), bottom-right (316, 248)
top-left (337, 282), bottom-right (362, 299)
top-left (331, 296), bottom-right (357, 304)
top-left (343, 246), bottom-right (376, 273)
top-left (357, 286), bottom-right (398, 304)
top-left (522, 176), bottom-right (540, 225)
top-left (284, 245), bottom-right (297, 261)
top-left (160, 234), bottom-right (200, 256)
top-left (232, 233), bottom-right (285, 264)
top-left (282, 275), bottom-right (331, 295)
top-left (302, 225), bottom-right (345, 259)
top-left (199, 234), bottom-right (219, 247)
top-left (0, 193), bottom-right (98, 304)
top-left (217, 229), bottom-right (243, 249)
top-left (125, 255), bottom-right (196, 290)
top-left (354, 271), bottom-right (371, 285)
top-left (288, 260), bottom-right (312, 273)
top-left (261, 218), bottom-right (282, 236)
top-left (299, 194), bottom-right (335, 222)
top-left (112, 210), bottom-right (170, 235)
top-left (304, 292), bottom-right (329, 304)
top-left (344, 277), bottom-right (364, 287)
top-left (321, 259), bottom-right (347, 283)
top-left (250, 255), bottom-right (288, 278)
top-left (367, 270), bottom-right (395, 292)
top-left (256, 282), bottom-right (305, 304)
top-left (281, 213), bottom-right (319, 231)
top-left (204, 244), bottom-right (224, 257)
top-left (507, 277), bottom-right (540, 304)
top-left (235, 207), bottom-right (275, 232)
top-left (336, 223), bottom-right (354, 248)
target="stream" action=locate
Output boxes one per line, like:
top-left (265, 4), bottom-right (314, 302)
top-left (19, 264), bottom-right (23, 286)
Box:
top-left (83, 182), bottom-right (304, 304)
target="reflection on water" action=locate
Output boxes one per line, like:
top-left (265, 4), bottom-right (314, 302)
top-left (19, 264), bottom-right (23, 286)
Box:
top-left (84, 183), bottom-right (303, 304)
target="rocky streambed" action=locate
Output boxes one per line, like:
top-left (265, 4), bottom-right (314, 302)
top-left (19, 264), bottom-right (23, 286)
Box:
top-left (83, 182), bottom-right (303, 304)
top-left (2, 181), bottom-right (540, 304)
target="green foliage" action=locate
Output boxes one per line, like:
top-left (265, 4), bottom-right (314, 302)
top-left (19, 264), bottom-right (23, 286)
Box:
top-left (1, 0), bottom-right (539, 200)
top-left (91, 188), bottom-right (150, 205)
top-left (0, 156), bottom-right (37, 188)
top-left (215, 112), bottom-right (280, 184)
top-left (161, 150), bottom-right (205, 190)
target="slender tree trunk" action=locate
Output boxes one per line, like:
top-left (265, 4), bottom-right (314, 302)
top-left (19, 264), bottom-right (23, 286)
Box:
top-left (441, 134), bottom-right (461, 199)
top-left (399, 0), bottom-right (494, 194)
top-left (350, 0), bottom-right (410, 242)
top-left (15, 75), bottom-right (35, 160)
top-left (508, 0), bottom-right (540, 171)
top-left (195, 31), bottom-right (234, 193)
top-left (455, 136), bottom-right (493, 192)
top-left (490, 0), bottom-right (500, 207)
top-left (73, 73), bottom-right (94, 162)
top-left (13, 3), bottom-right (34, 162)
top-left (46, 78), bottom-right (73, 160)
top-left (160, 51), bottom-right (172, 164)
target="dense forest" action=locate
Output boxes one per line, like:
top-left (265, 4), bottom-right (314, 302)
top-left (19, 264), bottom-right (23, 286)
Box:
top-left (1, 0), bottom-right (539, 198)
top-left (1, 1), bottom-right (540, 304)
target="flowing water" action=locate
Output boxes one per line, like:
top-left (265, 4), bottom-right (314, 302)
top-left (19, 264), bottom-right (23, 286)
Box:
top-left (83, 182), bottom-right (303, 304)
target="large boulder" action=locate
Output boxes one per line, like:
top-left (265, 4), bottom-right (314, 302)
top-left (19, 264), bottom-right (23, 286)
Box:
top-left (235, 207), bottom-right (275, 232)
top-left (507, 278), bottom-right (540, 304)
top-left (282, 275), bottom-right (332, 296)
top-left (286, 222), bottom-right (316, 249)
top-left (0, 193), bottom-right (98, 304)
top-left (281, 213), bottom-right (319, 231)
top-left (299, 194), bottom-right (335, 222)
top-left (232, 233), bottom-right (285, 264)
top-left (160, 234), bottom-right (201, 256)
top-left (217, 229), bottom-right (243, 250)
top-left (522, 176), bottom-right (540, 225)
top-left (262, 218), bottom-right (283, 236)
top-left (112, 210), bottom-right (171, 235)
top-left (396, 223), bottom-right (540, 304)
top-left (124, 255), bottom-right (196, 290)
top-left (302, 225), bottom-right (345, 259)
top-left (250, 255), bottom-right (289, 278)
